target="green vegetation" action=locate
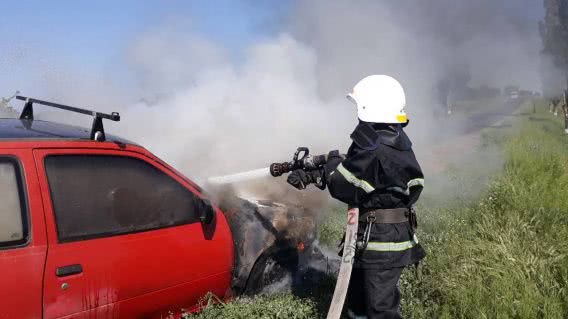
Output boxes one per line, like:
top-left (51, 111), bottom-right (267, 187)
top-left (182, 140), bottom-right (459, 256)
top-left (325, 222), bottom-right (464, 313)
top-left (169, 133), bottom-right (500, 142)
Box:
top-left (317, 206), bottom-right (345, 247)
top-left (182, 293), bottom-right (316, 319)
top-left (401, 103), bottom-right (568, 318)
top-left (187, 101), bottom-right (568, 318)
top-left (541, 0), bottom-right (568, 84)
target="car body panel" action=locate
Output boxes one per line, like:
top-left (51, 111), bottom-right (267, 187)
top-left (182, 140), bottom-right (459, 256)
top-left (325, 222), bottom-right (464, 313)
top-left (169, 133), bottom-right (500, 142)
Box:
top-left (33, 146), bottom-right (233, 318)
top-left (56, 271), bottom-right (230, 319)
top-left (0, 149), bottom-right (47, 319)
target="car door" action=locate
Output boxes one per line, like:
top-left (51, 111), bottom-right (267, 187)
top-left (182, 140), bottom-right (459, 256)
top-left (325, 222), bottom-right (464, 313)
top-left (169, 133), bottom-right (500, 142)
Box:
top-left (34, 148), bottom-right (233, 319)
top-left (0, 149), bottom-right (47, 319)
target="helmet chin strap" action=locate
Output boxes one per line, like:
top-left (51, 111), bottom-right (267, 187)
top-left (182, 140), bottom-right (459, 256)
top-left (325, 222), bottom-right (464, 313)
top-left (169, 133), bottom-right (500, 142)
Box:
top-left (358, 119), bottom-right (408, 130)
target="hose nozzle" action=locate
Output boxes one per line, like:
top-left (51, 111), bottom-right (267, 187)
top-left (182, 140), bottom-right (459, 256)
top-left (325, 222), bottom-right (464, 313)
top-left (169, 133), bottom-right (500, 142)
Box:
top-left (270, 162), bottom-right (293, 177)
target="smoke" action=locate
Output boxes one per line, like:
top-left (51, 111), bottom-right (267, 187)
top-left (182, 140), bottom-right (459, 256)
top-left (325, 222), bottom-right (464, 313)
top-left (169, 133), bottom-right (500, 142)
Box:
top-left (120, 30), bottom-right (353, 183)
top-left (116, 1), bottom-right (543, 203)
top-left (126, 22), bottom-right (229, 98)
top-left (288, 0), bottom-right (544, 132)
top-left (291, 0), bottom-right (543, 94)
top-left (540, 53), bottom-right (566, 97)
top-left (4, 1), bottom-right (546, 205)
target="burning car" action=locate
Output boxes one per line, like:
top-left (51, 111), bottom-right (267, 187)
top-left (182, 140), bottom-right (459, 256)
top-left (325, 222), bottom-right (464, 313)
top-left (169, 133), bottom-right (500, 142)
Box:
top-left (220, 196), bottom-right (320, 295)
top-left (0, 96), bottom-right (324, 319)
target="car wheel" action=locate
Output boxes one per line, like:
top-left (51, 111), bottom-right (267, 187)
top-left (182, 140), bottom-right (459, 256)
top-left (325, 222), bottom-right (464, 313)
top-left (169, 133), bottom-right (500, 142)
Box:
top-left (243, 248), bottom-right (298, 295)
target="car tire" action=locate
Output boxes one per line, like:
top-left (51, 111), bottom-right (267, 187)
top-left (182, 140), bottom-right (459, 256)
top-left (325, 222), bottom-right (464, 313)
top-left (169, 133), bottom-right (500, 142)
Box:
top-left (243, 247), bottom-right (298, 296)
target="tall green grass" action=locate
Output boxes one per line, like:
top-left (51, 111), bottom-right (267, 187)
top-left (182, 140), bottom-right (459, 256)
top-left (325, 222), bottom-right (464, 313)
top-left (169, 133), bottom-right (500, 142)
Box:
top-left (401, 106), bottom-right (568, 318)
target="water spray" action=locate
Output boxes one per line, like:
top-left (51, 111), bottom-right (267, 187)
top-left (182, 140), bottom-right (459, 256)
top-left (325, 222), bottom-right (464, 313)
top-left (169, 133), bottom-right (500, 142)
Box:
top-left (207, 167), bottom-right (272, 185)
top-left (207, 147), bottom-right (330, 185)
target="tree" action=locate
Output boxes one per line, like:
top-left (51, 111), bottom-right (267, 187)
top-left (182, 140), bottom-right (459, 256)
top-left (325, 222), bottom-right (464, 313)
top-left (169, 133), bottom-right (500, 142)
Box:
top-left (541, 0), bottom-right (568, 86)
top-left (541, 0), bottom-right (568, 133)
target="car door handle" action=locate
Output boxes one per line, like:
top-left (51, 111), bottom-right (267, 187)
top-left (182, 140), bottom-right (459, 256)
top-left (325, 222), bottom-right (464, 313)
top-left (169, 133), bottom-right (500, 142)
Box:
top-left (55, 264), bottom-right (83, 277)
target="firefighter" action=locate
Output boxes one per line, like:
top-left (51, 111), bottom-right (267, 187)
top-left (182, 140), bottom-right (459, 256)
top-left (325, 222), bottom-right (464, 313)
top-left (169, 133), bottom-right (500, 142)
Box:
top-left (288, 75), bottom-right (425, 318)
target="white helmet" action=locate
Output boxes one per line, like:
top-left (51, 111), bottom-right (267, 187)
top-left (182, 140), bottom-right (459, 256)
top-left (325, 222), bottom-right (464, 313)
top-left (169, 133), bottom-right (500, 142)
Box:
top-left (347, 75), bottom-right (408, 124)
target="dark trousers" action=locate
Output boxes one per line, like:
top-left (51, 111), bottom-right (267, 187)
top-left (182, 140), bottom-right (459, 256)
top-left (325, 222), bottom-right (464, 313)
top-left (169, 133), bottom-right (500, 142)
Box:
top-left (346, 266), bottom-right (404, 319)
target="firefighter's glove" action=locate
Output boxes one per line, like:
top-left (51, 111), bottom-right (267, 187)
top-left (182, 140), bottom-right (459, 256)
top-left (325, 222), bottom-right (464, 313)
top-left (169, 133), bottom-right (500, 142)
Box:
top-left (287, 169), bottom-right (325, 190)
top-left (324, 150), bottom-right (345, 174)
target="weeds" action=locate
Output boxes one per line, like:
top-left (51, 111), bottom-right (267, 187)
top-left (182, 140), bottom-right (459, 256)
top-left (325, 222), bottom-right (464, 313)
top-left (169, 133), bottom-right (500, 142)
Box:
top-left (317, 206), bottom-right (345, 247)
top-left (182, 293), bottom-right (316, 319)
top-left (401, 104), bottom-right (568, 318)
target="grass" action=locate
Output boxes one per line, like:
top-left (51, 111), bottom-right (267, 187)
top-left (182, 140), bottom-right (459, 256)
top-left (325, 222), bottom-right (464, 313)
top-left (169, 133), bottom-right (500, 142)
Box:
top-left (186, 99), bottom-right (568, 318)
top-left (317, 206), bottom-right (345, 247)
top-left (182, 293), bottom-right (317, 319)
top-left (400, 100), bottom-right (568, 318)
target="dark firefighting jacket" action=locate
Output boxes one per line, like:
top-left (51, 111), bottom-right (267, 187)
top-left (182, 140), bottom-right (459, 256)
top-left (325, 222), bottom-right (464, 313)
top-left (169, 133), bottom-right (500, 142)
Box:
top-left (324, 122), bottom-right (426, 269)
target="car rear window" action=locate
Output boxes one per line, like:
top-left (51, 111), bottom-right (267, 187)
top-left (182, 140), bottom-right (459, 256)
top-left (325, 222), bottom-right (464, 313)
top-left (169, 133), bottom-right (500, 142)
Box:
top-left (44, 155), bottom-right (201, 242)
top-left (0, 160), bottom-right (27, 247)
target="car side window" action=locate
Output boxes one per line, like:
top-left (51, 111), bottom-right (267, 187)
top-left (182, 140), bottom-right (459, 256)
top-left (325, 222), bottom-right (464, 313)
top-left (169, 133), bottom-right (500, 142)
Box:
top-left (44, 155), bottom-right (201, 242)
top-left (0, 159), bottom-right (27, 247)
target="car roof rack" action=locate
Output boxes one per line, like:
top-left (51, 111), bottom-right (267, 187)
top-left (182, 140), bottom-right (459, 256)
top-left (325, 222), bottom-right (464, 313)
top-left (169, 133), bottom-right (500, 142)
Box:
top-left (15, 95), bottom-right (120, 142)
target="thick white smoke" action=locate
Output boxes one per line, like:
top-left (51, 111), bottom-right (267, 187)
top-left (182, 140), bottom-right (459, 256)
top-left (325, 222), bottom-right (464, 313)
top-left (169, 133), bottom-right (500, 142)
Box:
top-left (119, 32), bottom-right (354, 184)
top-left (2, 1), bottom-right (547, 203)
top-left (113, 1), bottom-right (545, 186)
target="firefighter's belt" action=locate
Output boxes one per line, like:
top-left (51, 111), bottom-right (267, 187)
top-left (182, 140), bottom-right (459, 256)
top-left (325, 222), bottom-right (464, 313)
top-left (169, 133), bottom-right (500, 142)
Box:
top-left (358, 208), bottom-right (409, 223)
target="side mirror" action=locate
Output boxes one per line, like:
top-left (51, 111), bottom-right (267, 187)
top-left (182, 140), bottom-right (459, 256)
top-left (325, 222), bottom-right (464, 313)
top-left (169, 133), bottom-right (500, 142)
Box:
top-left (199, 198), bottom-right (215, 225)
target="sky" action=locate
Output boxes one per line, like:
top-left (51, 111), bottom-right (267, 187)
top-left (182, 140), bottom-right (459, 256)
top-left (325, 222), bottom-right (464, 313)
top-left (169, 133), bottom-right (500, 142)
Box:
top-left (0, 0), bottom-right (289, 96)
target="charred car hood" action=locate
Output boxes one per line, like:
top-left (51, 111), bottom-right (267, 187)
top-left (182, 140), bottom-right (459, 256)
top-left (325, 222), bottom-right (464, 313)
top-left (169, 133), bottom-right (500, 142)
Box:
top-left (220, 197), bottom-right (317, 292)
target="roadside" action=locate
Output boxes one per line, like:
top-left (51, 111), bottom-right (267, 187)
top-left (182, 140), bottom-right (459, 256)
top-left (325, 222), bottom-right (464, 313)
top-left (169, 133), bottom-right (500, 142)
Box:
top-left (400, 99), bottom-right (568, 318)
top-left (184, 98), bottom-right (568, 318)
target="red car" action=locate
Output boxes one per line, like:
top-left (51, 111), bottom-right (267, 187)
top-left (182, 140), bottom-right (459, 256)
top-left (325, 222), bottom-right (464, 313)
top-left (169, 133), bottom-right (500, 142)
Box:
top-left (0, 96), bottom-right (319, 318)
top-left (0, 100), bottom-right (233, 318)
